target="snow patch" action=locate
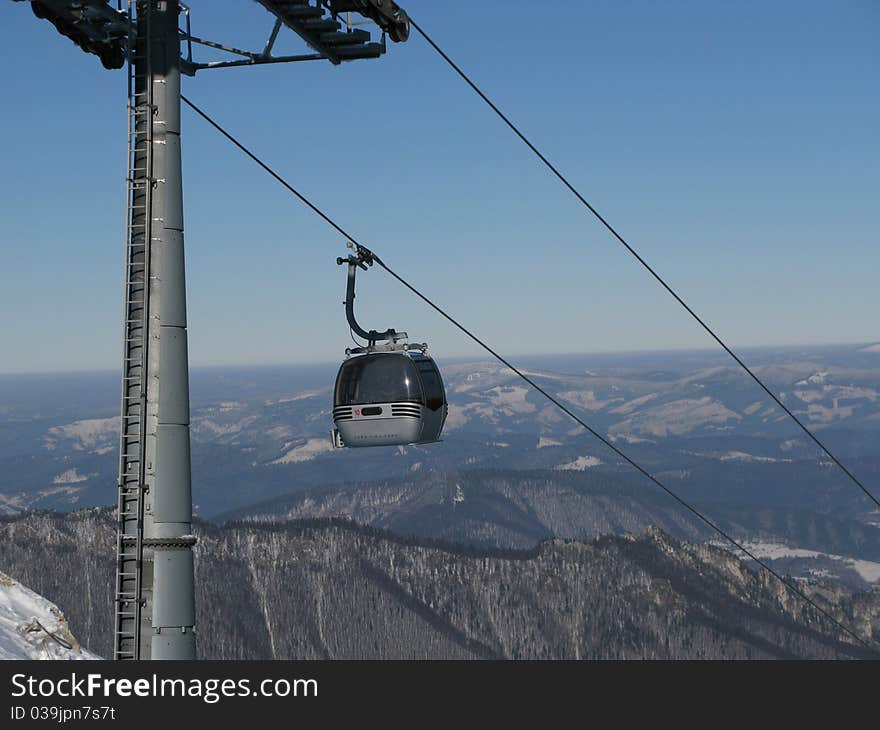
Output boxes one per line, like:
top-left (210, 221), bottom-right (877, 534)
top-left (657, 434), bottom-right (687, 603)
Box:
top-left (265, 425), bottom-right (293, 441)
top-left (537, 405), bottom-right (565, 425)
top-left (266, 389), bottom-right (326, 405)
top-left (609, 393), bottom-right (659, 415)
top-left (0, 572), bottom-right (99, 660)
top-left (271, 438), bottom-right (334, 464)
top-left (727, 541), bottom-right (880, 585)
top-left (719, 451), bottom-right (791, 464)
top-left (560, 390), bottom-right (622, 412)
top-left (0, 493), bottom-right (28, 515)
top-left (45, 417), bottom-right (118, 451)
top-left (193, 416), bottom-right (258, 437)
top-left (610, 397), bottom-right (740, 438)
top-left (486, 386), bottom-right (536, 414)
top-left (38, 486), bottom-right (85, 502)
top-left (608, 433), bottom-right (654, 445)
top-left (519, 370), bottom-right (572, 382)
top-left (806, 403), bottom-right (854, 424)
top-left (556, 455), bottom-right (602, 471)
top-left (446, 365), bottom-right (516, 393)
top-left (442, 404), bottom-right (471, 431)
top-left (52, 469), bottom-right (90, 485)
top-left (793, 389), bottom-right (823, 404)
top-left (795, 371), bottom-right (830, 386)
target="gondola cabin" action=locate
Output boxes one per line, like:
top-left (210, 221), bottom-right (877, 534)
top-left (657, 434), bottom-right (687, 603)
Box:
top-left (332, 351), bottom-right (447, 447)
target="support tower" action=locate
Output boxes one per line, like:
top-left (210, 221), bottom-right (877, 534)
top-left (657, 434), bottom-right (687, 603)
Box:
top-left (115, 0), bottom-right (195, 661)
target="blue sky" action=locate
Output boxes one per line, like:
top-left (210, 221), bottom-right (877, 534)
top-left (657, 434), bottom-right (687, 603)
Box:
top-left (1, 0), bottom-right (877, 374)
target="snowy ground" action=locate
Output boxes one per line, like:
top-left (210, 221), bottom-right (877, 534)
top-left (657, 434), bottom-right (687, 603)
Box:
top-left (0, 571), bottom-right (99, 660)
top-left (556, 455), bottom-right (602, 471)
top-left (715, 541), bottom-right (880, 585)
top-left (271, 437), bottom-right (335, 464)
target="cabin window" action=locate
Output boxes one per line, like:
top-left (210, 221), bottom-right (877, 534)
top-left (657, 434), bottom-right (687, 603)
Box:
top-left (416, 361), bottom-right (445, 411)
top-left (335, 354), bottom-right (423, 406)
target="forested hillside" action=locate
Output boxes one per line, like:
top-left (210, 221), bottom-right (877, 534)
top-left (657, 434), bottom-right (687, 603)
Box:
top-left (1, 509), bottom-right (876, 659)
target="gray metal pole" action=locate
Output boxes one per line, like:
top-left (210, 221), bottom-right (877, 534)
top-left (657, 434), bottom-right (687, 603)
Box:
top-left (144, 0), bottom-right (196, 660)
top-left (115, 0), bottom-right (195, 661)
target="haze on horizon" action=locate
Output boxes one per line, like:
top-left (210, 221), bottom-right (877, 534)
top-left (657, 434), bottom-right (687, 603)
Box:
top-left (0, 340), bottom-right (877, 379)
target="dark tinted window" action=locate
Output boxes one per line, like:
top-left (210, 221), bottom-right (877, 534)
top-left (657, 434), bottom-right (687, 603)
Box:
top-left (335, 354), bottom-right (423, 406)
top-left (415, 359), bottom-right (446, 411)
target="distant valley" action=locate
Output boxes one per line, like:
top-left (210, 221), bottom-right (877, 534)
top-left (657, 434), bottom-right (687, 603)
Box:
top-left (2, 344), bottom-right (880, 593)
top-left (2, 344), bottom-right (879, 519)
top-left (224, 468), bottom-right (880, 590)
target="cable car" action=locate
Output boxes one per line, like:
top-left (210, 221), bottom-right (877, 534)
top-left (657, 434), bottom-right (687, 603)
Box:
top-left (333, 350), bottom-right (447, 447)
top-left (331, 244), bottom-right (447, 448)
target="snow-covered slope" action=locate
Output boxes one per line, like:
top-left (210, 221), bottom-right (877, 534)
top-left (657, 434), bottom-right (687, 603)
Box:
top-left (0, 571), bottom-right (99, 660)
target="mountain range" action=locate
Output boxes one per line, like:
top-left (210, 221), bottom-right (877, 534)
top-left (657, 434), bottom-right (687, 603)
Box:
top-left (1, 509), bottom-right (876, 659)
top-left (2, 344), bottom-right (879, 521)
top-left (219, 467), bottom-right (880, 588)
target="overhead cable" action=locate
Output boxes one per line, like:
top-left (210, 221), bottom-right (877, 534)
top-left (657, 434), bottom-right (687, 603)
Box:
top-left (407, 17), bottom-right (880, 512)
top-left (181, 95), bottom-right (879, 657)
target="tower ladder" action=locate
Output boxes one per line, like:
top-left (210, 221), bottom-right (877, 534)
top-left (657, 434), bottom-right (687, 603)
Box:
top-left (114, 0), bottom-right (154, 661)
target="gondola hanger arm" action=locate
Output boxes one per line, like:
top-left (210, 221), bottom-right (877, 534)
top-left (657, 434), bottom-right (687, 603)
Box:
top-left (337, 242), bottom-right (405, 346)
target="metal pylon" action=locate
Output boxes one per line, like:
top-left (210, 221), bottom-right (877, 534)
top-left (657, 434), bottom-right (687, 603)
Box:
top-left (114, 0), bottom-right (196, 661)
